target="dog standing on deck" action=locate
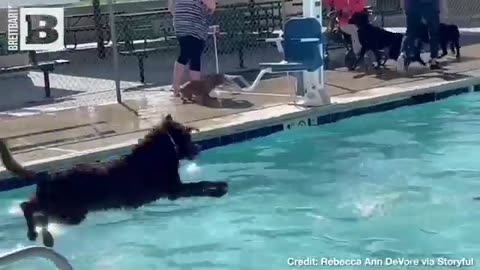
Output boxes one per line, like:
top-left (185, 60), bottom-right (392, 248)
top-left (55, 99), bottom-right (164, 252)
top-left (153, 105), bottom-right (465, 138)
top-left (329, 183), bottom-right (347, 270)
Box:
top-left (179, 74), bottom-right (229, 106)
top-left (348, 11), bottom-right (405, 69)
top-left (417, 22), bottom-right (461, 59)
top-left (0, 115), bottom-right (228, 247)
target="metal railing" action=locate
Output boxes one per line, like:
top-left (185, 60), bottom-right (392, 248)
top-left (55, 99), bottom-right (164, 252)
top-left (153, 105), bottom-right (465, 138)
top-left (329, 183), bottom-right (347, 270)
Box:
top-left (0, 246), bottom-right (73, 270)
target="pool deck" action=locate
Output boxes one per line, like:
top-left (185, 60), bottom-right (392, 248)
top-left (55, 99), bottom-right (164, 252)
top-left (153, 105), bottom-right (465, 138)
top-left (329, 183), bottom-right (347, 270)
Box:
top-left (1, 44), bottom-right (480, 181)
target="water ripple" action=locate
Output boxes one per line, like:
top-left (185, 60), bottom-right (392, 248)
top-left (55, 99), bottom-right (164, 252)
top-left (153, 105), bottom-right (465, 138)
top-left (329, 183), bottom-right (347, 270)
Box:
top-left (3, 93), bottom-right (480, 269)
top-left (241, 227), bottom-right (312, 239)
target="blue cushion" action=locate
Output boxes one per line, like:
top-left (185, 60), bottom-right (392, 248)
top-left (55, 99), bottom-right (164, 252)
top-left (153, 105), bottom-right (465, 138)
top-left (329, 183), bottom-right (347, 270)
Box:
top-left (283, 17), bottom-right (323, 71)
top-left (258, 18), bottom-right (323, 73)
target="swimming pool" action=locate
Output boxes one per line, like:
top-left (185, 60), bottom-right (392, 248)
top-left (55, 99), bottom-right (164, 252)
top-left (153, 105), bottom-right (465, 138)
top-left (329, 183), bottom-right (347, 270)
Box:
top-left (2, 92), bottom-right (480, 270)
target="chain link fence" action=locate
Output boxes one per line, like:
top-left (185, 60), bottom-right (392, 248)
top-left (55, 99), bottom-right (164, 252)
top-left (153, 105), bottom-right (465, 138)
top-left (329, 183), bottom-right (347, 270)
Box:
top-left (0, 2), bottom-right (155, 113)
top-left (208, 1), bottom-right (283, 69)
top-left (2, 0), bottom-right (480, 113)
top-left (447, 0), bottom-right (480, 27)
top-left (0, 0), bottom-right (287, 119)
top-left (0, 2), bottom-right (119, 112)
top-left (113, 0), bottom-right (284, 92)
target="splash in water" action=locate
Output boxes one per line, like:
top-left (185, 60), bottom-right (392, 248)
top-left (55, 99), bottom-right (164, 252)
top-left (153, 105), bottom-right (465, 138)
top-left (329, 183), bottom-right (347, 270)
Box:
top-left (8, 201), bottom-right (22, 216)
top-left (185, 162), bottom-right (201, 175)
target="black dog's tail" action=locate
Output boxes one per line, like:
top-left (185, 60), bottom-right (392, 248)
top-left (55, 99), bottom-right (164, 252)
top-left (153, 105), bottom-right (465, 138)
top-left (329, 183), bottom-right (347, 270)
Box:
top-left (0, 139), bottom-right (35, 179)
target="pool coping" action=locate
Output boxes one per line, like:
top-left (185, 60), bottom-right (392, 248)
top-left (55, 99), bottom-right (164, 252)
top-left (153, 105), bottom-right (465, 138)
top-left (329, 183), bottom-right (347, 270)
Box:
top-left (1, 69), bottom-right (480, 191)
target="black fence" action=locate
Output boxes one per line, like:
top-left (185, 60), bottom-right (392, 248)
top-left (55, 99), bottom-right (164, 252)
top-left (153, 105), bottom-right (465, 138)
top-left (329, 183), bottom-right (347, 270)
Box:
top-left (0, 0), bottom-right (479, 111)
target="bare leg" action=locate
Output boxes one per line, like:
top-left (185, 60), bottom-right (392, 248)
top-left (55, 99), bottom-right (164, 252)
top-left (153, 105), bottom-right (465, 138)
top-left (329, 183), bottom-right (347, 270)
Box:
top-left (189, 70), bottom-right (201, 81)
top-left (353, 46), bottom-right (367, 70)
top-left (172, 62), bottom-right (186, 96)
top-left (339, 24), bottom-right (361, 55)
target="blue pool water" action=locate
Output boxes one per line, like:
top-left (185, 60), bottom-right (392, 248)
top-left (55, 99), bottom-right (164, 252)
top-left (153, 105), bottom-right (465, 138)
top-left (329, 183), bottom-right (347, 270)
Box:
top-left (2, 93), bottom-right (480, 269)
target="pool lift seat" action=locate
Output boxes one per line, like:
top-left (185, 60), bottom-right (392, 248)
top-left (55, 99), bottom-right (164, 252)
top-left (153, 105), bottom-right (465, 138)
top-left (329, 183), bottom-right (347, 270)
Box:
top-left (231, 17), bottom-right (330, 107)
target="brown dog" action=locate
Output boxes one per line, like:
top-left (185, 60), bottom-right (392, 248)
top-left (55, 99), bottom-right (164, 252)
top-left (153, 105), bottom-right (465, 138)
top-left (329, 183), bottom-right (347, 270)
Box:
top-left (179, 74), bottom-right (227, 105)
top-left (0, 115), bottom-right (228, 247)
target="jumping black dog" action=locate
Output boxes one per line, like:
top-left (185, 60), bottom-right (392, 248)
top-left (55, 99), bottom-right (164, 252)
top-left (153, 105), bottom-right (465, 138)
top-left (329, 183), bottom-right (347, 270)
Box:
top-left (0, 115), bottom-right (228, 247)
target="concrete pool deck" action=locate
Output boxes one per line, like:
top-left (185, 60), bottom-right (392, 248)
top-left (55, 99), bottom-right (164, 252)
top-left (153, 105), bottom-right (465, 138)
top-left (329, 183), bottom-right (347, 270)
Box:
top-left (1, 44), bottom-right (480, 183)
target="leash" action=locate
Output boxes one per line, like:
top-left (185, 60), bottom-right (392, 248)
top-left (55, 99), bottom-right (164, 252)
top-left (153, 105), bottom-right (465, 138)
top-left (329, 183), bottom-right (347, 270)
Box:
top-left (166, 132), bottom-right (179, 156)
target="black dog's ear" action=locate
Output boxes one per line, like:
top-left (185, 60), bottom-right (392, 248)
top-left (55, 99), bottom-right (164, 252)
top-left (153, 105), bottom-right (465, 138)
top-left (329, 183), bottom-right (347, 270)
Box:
top-left (159, 114), bottom-right (174, 130)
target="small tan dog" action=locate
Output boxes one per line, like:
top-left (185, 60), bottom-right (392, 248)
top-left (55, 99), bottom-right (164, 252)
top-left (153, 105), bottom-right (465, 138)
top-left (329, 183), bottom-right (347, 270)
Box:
top-left (179, 74), bottom-right (229, 105)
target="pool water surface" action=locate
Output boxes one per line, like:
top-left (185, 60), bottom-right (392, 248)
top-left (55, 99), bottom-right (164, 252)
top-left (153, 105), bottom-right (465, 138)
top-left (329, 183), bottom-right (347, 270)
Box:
top-left (2, 93), bottom-right (480, 269)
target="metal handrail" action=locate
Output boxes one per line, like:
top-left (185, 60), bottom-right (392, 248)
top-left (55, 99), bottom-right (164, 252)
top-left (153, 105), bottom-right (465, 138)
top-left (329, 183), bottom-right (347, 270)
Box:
top-left (0, 246), bottom-right (73, 270)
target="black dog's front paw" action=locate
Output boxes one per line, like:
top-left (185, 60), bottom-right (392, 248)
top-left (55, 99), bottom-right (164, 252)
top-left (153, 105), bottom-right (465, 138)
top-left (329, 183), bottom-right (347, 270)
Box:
top-left (202, 181), bottom-right (228, 198)
top-left (209, 183), bottom-right (228, 198)
top-left (176, 181), bottom-right (229, 198)
top-left (27, 230), bottom-right (38, 241)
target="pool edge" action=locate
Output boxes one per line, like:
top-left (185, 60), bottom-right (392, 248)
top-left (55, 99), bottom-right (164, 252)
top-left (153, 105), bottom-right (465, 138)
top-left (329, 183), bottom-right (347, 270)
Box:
top-left (1, 74), bottom-right (479, 191)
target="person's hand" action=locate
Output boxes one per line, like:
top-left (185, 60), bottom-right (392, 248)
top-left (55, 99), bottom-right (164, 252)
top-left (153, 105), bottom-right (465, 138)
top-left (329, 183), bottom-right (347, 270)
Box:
top-left (202, 0), bottom-right (216, 13)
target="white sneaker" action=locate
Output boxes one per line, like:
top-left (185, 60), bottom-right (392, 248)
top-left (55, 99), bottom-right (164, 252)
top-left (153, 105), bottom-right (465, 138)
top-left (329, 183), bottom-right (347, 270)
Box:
top-left (430, 58), bottom-right (441, 70)
top-left (396, 53), bottom-right (411, 73)
top-left (396, 53), bottom-right (405, 71)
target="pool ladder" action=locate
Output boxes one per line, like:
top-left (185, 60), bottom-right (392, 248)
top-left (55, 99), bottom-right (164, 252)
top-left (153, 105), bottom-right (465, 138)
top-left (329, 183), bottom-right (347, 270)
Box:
top-left (0, 246), bottom-right (73, 270)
